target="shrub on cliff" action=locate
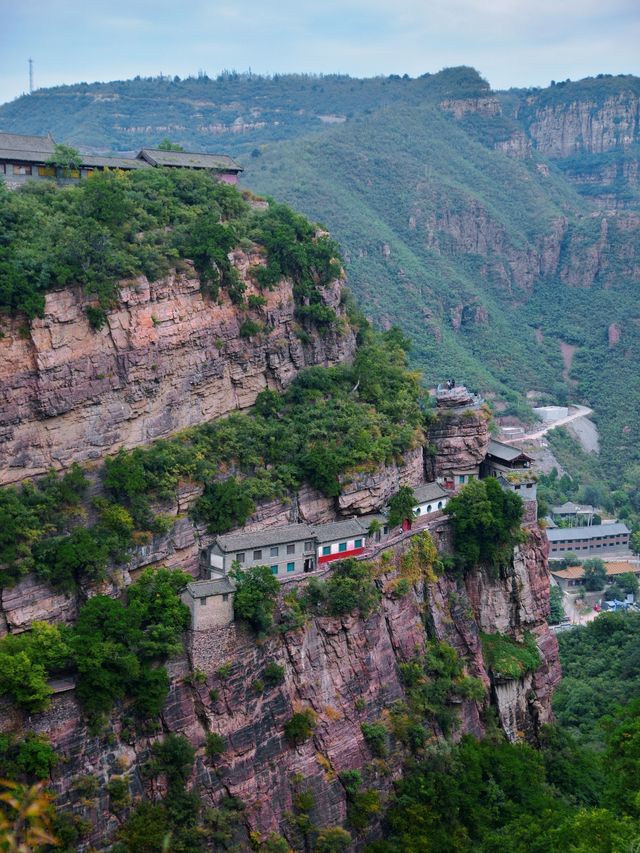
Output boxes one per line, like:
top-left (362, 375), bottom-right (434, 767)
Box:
top-left (231, 565), bottom-right (280, 633)
top-left (302, 559), bottom-right (380, 618)
top-left (444, 477), bottom-right (523, 574)
top-left (480, 631), bottom-right (541, 680)
top-left (284, 709), bottom-right (317, 746)
top-left (192, 477), bottom-right (255, 534)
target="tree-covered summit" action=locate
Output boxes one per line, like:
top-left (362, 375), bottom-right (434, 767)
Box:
top-left (0, 169), bottom-right (342, 322)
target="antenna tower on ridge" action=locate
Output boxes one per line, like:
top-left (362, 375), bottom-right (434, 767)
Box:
top-left (28, 58), bottom-right (34, 94)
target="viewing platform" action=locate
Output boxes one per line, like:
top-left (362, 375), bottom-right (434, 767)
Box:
top-left (435, 382), bottom-right (483, 410)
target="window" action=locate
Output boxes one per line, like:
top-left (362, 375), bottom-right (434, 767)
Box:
top-left (236, 552), bottom-right (245, 563)
top-left (38, 165), bottom-right (56, 177)
top-left (427, 504), bottom-right (432, 513)
top-left (437, 501), bottom-right (443, 509)
top-left (338, 542), bottom-right (347, 552)
top-left (12, 164), bottom-right (32, 175)
top-left (270, 546), bottom-right (279, 557)
top-left (354, 539), bottom-right (362, 548)
top-left (253, 549), bottom-right (262, 560)
top-left (322, 546), bottom-right (331, 556)
top-left (287, 562), bottom-right (295, 573)
top-left (415, 507), bottom-right (421, 515)
top-left (304, 540), bottom-right (314, 552)
top-left (200, 597), bottom-right (207, 605)
top-left (287, 543), bottom-right (295, 555)
top-left (459, 475), bottom-right (466, 484)
top-left (383, 526), bottom-right (389, 534)
top-left (271, 565), bottom-right (278, 574)
top-left (222, 593), bottom-right (229, 601)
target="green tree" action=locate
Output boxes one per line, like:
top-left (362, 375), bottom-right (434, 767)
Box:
top-left (583, 558), bottom-right (607, 591)
top-left (192, 477), bottom-right (255, 534)
top-left (444, 478), bottom-right (523, 574)
top-left (231, 565), bottom-right (279, 633)
top-left (46, 143), bottom-right (82, 172)
top-left (388, 486), bottom-right (417, 528)
top-left (158, 138), bottom-right (184, 151)
top-left (549, 585), bottom-right (566, 625)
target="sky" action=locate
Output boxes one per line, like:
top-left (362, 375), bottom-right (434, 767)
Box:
top-left (1, 0), bottom-right (640, 104)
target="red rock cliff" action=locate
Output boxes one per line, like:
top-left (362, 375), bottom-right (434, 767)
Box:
top-left (0, 256), bottom-right (356, 486)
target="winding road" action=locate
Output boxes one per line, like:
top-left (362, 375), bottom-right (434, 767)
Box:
top-left (517, 405), bottom-right (593, 442)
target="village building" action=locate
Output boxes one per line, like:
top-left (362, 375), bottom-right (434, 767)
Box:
top-left (481, 439), bottom-right (533, 479)
top-left (315, 519), bottom-right (368, 565)
top-left (0, 131), bottom-right (243, 187)
top-left (206, 524), bottom-right (317, 578)
top-left (181, 574), bottom-right (236, 631)
top-left (413, 482), bottom-right (450, 516)
top-left (546, 522), bottom-right (630, 558)
top-left (136, 148), bottom-right (243, 183)
top-left (550, 560), bottom-right (640, 592)
top-left (551, 501), bottom-right (595, 526)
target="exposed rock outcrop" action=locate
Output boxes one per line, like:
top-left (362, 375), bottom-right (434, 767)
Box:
top-left (425, 408), bottom-right (490, 482)
top-left (0, 261), bottom-right (356, 485)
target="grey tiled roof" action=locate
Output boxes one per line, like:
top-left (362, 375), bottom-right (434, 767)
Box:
top-left (81, 155), bottom-right (149, 170)
top-left (138, 148), bottom-right (243, 171)
top-left (413, 482), bottom-right (449, 504)
top-left (216, 523), bottom-right (316, 552)
top-left (487, 439), bottom-right (532, 463)
top-left (0, 148), bottom-right (52, 163)
top-left (313, 519), bottom-right (367, 543)
top-left (546, 523), bottom-right (630, 542)
top-left (0, 131), bottom-right (55, 154)
top-left (186, 577), bottom-right (236, 597)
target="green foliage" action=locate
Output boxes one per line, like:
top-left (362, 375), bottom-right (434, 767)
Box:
top-left (445, 478), bottom-right (523, 574)
top-left (284, 709), bottom-right (317, 746)
top-left (314, 826), bottom-right (352, 852)
top-left (582, 558), bottom-right (607, 591)
top-left (481, 631), bottom-right (541, 680)
top-left (0, 568), bottom-right (188, 719)
top-left (205, 732), bottom-right (226, 761)
top-left (361, 722), bottom-right (387, 757)
top-left (239, 319), bottom-right (263, 338)
top-left (107, 776), bottom-right (131, 812)
top-left (387, 486), bottom-right (417, 528)
top-left (46, 143), bottom-right (82, 170)
top-left (554, 612), bottom-right (640, 744)
top-left (302, 559), bottom-right (380, 618)
top-left (231, 565), bottom-right (280, 633)
top-left (263, 661), bottom-right (285, 686)
top-left (548, 585), bottom-right (566, 625)
top-left (0, 733), bottom-right (58, 781)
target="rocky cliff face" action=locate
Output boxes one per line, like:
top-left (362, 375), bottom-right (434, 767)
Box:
top-left (2, 524), bottom-right (558, 850)
top-left (522, 92), bottom-right (640, 158)
top-left (425, 408), bottom-right (490, 481)
top-left (0, 258), bottom-right (356, 486)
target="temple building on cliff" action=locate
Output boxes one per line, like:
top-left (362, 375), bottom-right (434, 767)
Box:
top-left (0, 130), bottom-right (243, 188)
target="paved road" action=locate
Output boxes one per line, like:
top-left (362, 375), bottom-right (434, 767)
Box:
top-left (518, 405), bottom-right (593, 442)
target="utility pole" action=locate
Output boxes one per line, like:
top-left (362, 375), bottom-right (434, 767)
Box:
top-left (28, 58), bottom-right (34, 94)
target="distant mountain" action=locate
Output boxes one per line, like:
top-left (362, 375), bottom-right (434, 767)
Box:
top-left (2, 67), bottom-right (640, 489)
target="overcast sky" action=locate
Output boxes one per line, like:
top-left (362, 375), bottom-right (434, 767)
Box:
top-left (2, 0), bottom-right (639, 104)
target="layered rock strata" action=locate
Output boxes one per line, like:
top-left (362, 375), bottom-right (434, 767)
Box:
top-left (0, 260), bottom-right (355, 485)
